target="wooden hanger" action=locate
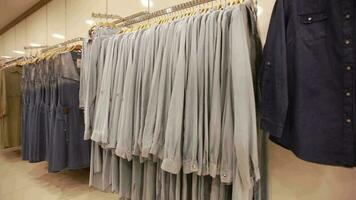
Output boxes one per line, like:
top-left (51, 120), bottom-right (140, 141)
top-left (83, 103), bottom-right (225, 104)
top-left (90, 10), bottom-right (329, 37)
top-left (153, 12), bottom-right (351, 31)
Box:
top-left (216, 0), bottom-right (223, 10)
top-left (90, 21), bottom-right (116, 36)
top-left (67, 43), bottom-right (82, 52)
top-left (190, 6), bottom-right (196, 16)
top-left (229, 0), bottom-right (240, 6)
top-left (204, 2), bottom-right (211, 13)
top-left (157, 15), bottom-right (164, 25)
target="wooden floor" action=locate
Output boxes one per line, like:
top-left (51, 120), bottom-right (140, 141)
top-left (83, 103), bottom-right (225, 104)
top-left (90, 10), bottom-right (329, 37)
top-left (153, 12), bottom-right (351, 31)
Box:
top-left (0, 147), bottom-right (116, 200)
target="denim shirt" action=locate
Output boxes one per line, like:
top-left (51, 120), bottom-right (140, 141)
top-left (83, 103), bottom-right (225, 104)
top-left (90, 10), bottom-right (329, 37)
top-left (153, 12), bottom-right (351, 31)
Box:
top-left (141, 23), bottom-right (169, 158)
top-left (84, 3), bottom-right (261, 200)
top-left (261, 0), bottom-right (356, 167)
top-left (91, 36), bottom-right (118, 143)
top-left (230, 5), bottom-right (260, 198)
top-left (83, 37), bottom-right (110, 140)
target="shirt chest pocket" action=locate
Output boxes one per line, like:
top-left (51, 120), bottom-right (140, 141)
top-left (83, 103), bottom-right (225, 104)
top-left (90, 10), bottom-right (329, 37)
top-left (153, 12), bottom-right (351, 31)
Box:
top-left (297, 0), bottom-right (328, 42)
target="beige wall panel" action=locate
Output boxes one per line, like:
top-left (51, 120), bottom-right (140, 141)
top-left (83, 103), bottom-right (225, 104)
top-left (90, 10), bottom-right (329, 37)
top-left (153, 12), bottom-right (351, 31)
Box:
top-left (3, 28), bottom-right (15, 57)
top-left (25, 7), bottom-right (47, 48)
top-left (150, 0), bottom-right (200, 12)
top-left (268, 142), bottom-right (356, 200)
top-left (108, 0), bottom-right (147, 18)
top-left (257, 0), bottom-right (274, 44)
top-left (14, 20), bottom-right (27, 52)
top-left (0, 35), bottom-right (4, 56)
top-left (0, 35), bottom-right (4, 64)
top-left (47, 0), bottom-right (66, 45)
top-left (66, 0), bottom-right (106, 40)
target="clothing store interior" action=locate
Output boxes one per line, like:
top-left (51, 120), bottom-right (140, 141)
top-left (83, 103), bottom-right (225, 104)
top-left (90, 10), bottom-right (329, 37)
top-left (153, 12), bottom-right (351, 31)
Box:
top-left (1, 0), bottom-right (356, 199)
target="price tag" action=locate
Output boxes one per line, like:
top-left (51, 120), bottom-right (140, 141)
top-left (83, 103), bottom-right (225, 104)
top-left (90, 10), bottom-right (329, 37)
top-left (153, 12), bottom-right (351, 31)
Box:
top-left (76, 59), bottom-right (82, 69)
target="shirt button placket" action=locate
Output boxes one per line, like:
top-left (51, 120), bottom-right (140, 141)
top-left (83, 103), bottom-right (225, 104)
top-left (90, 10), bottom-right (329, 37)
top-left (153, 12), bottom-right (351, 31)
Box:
top-left (342, 2), bottom-right (355, 165)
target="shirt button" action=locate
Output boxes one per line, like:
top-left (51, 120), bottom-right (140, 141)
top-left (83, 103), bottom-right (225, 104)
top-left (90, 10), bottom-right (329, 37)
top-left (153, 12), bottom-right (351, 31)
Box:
top-left (307, 17), bottom-right (313, 22)
top-left (345, 39), bottom-right (352, 45)
top-left (345, 14), bottom-right (351, 20)
top-left (346, 118), bottom-right (352, 123)
top-left (266, 61), bottom-right (272, 68)
top-left (346, 91), bottom-right (352, 97)
top-left (346, 65), bottom-right (352, 71)
top-left (192, 164), bottom-right (197, 169)
top-left (222, 174), bottom-right (227, 178)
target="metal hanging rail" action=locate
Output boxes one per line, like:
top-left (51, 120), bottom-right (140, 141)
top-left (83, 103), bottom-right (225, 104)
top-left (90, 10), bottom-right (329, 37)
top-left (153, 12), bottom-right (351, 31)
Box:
top-left (24, 45), bottom-right (49, 50)
top-left (120, 0), bottom-right (215, 27)
top-left (88, 12), bottom-right (149, 36)
top-left (0, 56), bottom-right (26, 68)
top-left (113, 11), bottom-right (150, 25)
top-left (92, 13), bottom-right (123, 20)
top-left (95, 0), bottom-right (215, 30)
top-left (41, 37), bottom-right (84, 53)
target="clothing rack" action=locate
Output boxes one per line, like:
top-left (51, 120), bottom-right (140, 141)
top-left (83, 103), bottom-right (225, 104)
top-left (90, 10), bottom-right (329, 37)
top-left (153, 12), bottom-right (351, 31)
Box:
top-left (92, 13), bottom-right (123, 20)
top-left (41, 37), bottom-right (84, 53)
top-left (113, 11), bottom-right (150, 25)
top-left (119, 0), bottom-right (216, 27)
top-left (24, 45), bottom-right (49, 50)
top-left (119, 1), bottom-right (266, 200)
top-left (87, 12), bottom-right (149, 37)
top-left (1, 57), bottom-right (25, 68)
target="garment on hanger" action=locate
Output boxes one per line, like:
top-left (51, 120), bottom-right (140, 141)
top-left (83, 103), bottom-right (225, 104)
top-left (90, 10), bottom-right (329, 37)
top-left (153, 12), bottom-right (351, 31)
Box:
top-left (261, 0), bottom-right (356, 167)
top-left (81, 1), bottom-right (261, 200)
top-left (22, 51), bottom-right (90, 172)
top-left (0, 65), bottom-right (22, 149)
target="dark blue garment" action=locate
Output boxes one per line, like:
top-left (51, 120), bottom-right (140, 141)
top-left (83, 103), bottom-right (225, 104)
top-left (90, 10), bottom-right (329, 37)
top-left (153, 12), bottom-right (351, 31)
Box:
top-left (47, 58), bottom-right (59, 171)
top-left (21, 65), bottom-right (32, 160)
top-left (38, 61), bottom-right (48, 162)
top-left (48, 52), bottom-right (90, 172)
top-left (260, 0), bottom-right (356, 167)
top-left (29, 63), bottom-right (47, 163)
top-left (27, 66), bottom-right (44, 163)
top-left (22, 52), bottom-right (90, 172)
top-left (43, 60), bottom-right (52, 162)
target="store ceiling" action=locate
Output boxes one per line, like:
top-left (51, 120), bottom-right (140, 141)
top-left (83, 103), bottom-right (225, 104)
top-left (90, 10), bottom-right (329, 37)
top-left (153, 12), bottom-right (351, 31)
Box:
top-left (0, 0), bottom-right (41, 31)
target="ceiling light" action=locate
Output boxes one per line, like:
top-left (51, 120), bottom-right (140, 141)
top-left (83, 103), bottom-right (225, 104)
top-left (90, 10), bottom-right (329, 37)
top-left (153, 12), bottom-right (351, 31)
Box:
top-left (1, 56), bottom-right (11, 59)
top-left (86, 19), bottom-right (95, 26)
top-left (30, 43), bottom-right (41, 47)
top-left (12, 50), bottom-right (25, 55)
top-left (257, 6), bottom-right (263, 17)
top-left (140, 0), bottom-right (154, 8)
top-left (52, 33), bottom-right (65, 39)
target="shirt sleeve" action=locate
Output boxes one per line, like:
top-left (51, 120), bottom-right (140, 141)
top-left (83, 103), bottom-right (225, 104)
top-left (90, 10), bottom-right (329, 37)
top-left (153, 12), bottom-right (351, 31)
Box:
top-left (231, 7), bottom-right (260, 191)
top-left (260, 0), bottom-right (289, 138)
top-left (84, 39), bottom-right (100, 140)
top-left (91, 38), bottom-right (116, 144)
top-left (161, 23), bottom-right (187, 174)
